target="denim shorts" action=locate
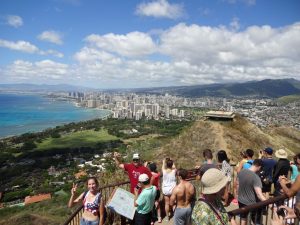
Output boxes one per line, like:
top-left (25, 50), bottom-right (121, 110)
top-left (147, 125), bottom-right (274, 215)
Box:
top-left (80, 217), bottom-right (99, 225)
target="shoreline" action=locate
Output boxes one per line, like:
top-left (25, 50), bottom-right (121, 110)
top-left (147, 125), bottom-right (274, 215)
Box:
top-left (0, 92), bottom-right (112, 139)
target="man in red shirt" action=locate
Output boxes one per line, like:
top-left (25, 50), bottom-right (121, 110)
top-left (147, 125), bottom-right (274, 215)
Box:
top-left (114, 152), bottom-right (153, 193)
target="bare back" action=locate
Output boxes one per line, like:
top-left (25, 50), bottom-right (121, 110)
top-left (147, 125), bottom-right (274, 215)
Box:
top-left (173, 181), bottom-right (195, 208)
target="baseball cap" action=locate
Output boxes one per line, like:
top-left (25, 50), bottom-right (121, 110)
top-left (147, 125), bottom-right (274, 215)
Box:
top-left (138, 174), bottom-right (149, 182)
top-left (264, 147), bottom-right (273, 155)
top-left (132, 153), bottom-right (140, 160)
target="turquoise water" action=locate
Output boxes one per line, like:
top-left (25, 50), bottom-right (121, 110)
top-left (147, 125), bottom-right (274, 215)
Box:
top-left (0, 93), bottom-right (111, 138)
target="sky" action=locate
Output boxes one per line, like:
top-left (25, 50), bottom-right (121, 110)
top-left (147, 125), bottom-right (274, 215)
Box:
top-left (0, 0), bottom-right (300, 89)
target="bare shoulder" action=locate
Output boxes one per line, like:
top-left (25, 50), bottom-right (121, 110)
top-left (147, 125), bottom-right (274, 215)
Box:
top-left (186, 182), bottom-right (195, 193)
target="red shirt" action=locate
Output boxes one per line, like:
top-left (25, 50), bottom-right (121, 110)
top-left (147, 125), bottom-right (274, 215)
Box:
top-left (124, 163), bottom-right (152, 193)
top-left (152, 172), bottom-right (160, 190)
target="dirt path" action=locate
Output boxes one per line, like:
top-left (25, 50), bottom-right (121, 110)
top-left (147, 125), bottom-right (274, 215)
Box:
top-left (211, 122), bottom-right (227, 151)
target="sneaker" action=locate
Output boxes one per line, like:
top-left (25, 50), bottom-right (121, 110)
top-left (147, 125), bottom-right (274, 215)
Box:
top-left (157, 217), bottom-right (162, 223)
top-left (163, 217), bottom-right (169, 222)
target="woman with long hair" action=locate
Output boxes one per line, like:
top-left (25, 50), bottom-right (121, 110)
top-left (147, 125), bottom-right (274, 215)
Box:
top-left (162, 158), bottom-right (177, 221)
top-left (68, 177), bottom-right (105, 225)
top-left (217, 150), bottom-right (233, 206)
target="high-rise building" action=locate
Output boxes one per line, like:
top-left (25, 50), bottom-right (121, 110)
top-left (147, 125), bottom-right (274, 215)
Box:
top-left (87, 99), bottom-right (96, 108)
top-left (179, 110), bottom-right (185, 117)
top-left (165, 105), bottom-right (170, 118)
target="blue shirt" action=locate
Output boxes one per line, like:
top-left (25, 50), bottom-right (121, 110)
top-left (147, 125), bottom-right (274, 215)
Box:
top-left (243, 160), bottom-right (254, 169)
top-left (262, 158), bottom-right (277, 180)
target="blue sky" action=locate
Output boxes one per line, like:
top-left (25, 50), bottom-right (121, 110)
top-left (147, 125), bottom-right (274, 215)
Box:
top-left (0, 0), bottom-right (300, 88)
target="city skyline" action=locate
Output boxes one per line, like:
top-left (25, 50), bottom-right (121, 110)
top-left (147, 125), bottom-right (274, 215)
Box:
top-left (1, 0), bottom-right (300, 88)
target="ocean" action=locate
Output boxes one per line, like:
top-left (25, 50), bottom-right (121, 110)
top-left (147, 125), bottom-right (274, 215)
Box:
top-left (0, 93), bottom-right (111, 138)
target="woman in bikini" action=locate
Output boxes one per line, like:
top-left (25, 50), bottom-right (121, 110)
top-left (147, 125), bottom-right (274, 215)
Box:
top-left (68, 177), bottom-right (105, 225)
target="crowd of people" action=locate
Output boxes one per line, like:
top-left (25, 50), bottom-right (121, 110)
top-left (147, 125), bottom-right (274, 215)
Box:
top-left (67, 148), bottom-right (300, 225)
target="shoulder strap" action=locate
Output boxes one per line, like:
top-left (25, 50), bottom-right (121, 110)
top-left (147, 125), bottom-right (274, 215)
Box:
top-left (198, 198), bottom-right (227, 225)
top-left (247, 160), bottom-right (253, 165)
top-left (82, 191), bottom-right (89, 203)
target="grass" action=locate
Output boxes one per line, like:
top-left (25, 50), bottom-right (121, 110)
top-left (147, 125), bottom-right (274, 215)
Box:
top-left (278, 94), bottom-right (300, 104)
top-left (0, 196), bottom-right (71, 225)
top-left (36, 129), bottom-right (118, 150)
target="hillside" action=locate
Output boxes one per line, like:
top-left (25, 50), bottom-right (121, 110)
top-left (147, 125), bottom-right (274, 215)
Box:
top-left (135, 78), bottom-right (300, 98)
top-left (153, 115), bottom-right (300, 167)
top-left (1, 116), bottom-right (299, 224)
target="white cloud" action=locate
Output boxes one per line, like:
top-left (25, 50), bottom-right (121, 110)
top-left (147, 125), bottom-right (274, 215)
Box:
top-left (4, 60), bottom-right (69, 82)
top-left (2, 22), bottom-right (300, 87)
top-left (0, 39), bottom-right (39, 53)
top-left (136, 0), bottom-right (184, 19)
top-left (85, 32), bottom-right (157, 57)
top-left (37, 30), bottom-right (63, 45)
top-left (223, 0), bottom-right (256, 6)
top-left (0, 39), bottom-right (64, 57)
top-left (74, 47), bottom-right (122, 65)
top-left (6, 15), bottom-right (23, 28)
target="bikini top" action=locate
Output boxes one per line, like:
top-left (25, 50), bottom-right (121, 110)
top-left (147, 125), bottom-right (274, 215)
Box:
top-left (83, 191), bottom-right (101, 214)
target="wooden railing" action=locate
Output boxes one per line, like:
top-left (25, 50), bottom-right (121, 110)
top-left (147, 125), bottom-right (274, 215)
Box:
top-left (228, 194), bottom-right (299, 225)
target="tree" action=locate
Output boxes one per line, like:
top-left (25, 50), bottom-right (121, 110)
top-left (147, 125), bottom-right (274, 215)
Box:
top-left (21, 141), bottom-right (37, 151)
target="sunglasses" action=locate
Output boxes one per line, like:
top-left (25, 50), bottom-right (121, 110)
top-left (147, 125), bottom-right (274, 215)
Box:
top-left (133, 159), bottom-right (139, 162)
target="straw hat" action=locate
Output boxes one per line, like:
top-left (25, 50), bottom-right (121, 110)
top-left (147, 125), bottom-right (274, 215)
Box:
top-left (201, 168), bottom-right (229, 194)
top-left (275, 149), bottom-right (288, 159)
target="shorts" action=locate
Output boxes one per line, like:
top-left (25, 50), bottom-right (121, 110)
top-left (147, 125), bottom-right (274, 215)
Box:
top-left (174, 206), bottom-right (192, 225)
top-left (80, 218), bottom-right (99, 225)
top-left (238, 202), bottom-right (262, 224)
top-left (162, 185), bottom-right (175, 196)
top-left (134, 211), bottom-right (152, 225)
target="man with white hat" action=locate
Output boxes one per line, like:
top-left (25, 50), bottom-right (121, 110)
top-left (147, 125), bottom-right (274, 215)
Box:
top-left (192, 168), bottom-right (236, 225)
top-left (114, 152), bottom-right (153, 193)
top-left (134, 174), bottom-right (157, 225)
top-left (273, 149), bottom-right (290, 199)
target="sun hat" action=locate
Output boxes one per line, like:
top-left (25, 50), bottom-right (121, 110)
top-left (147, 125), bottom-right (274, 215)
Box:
top-left (138, 174), bottom-right (149, 182)
top-left (201, 168), bottom-right (229, 194)
top-left (275, 149), bottom-right (288, 159)
top-left (132, 153), bottom-right (140, 160)
top-left (264, 147), bottom-right (273, 155)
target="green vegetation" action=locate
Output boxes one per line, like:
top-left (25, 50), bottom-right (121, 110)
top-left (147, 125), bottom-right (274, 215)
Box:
top-left (0, 117), bottom-right (193, 225)
top-left (36, 129), bottom-right (118, 150)
top-left (278, 94), bottom-right (300, 104)
top-left (0, 195), bottom-right (72, 225)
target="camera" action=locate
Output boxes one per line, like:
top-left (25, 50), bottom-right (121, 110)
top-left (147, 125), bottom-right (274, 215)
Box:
top-left (276, 208), bottom-right (286, 217)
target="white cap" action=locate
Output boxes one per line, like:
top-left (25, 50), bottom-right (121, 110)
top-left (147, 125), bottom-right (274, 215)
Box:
top-left (138, 174), bottom-right (149, 182)
top-left (132, 153), bottom-right (140, 160)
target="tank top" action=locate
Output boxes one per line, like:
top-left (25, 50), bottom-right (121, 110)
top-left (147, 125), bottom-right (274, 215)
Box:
top-left (162, 170), bottom-right (176, 188)
top-left (83, 191), bottom-right (101, 215)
